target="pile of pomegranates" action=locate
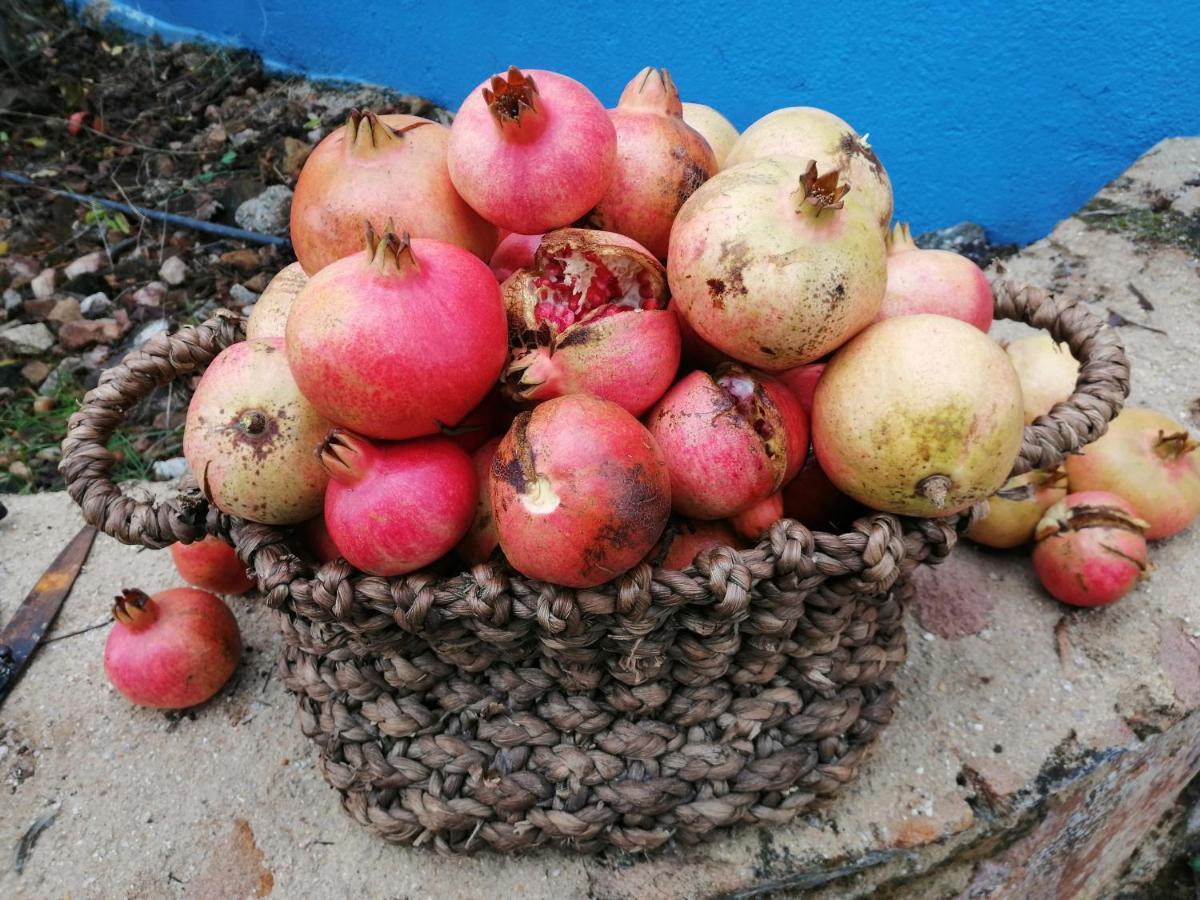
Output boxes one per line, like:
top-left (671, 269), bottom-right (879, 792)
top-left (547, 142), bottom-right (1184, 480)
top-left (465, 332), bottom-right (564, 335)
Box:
top-left (159, 62), bottom-right (1195, 607)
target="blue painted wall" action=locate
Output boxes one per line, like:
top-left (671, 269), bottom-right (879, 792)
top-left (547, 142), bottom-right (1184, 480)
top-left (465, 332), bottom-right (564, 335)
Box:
top-left (82, 0), bottom-right (1199, 244)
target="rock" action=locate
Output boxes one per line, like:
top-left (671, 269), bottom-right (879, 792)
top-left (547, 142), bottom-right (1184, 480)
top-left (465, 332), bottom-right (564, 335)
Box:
top-left (234, 185), bottom-right (293, 235)
top-left (219, 248), bottom-right (261, 271)
top-left (56, 318), bottom-right (123, 351)
top-left (914, 221), bottom-right (1017, 268)
top-left (282, 137), bottom-right (313, 176)
top-left (245, 272), bottom-right (270, 293)
top-left (1171, 185), bottom-right (1200, 216)
top-left (64, 250), bottom-right (107, 279)
top-left (20, 360), bottom-right (52, 386)
top-left (47, 297), bottom-right (82, 324)
top-left (306, 126), bottom-right (325, 144)
top-left (159, 255), bottom-right (189, 286)
top-left (4, 289), bottom-right (22, 312)
top-left (231, 128), bottom-right (260, 147)
top-left (133, 281), bottom-right (168, 308)
top-left (31, 267), bottom-right (57, 300)
top-left (22, 298), bottom-right (55, 318)
top-left (80, 292), bottom-right (114, 318)
top-left (207, 123), bottom-right (228, 145)
top-left (229, 284), bottom-right (259, 306)
top-left (152, 456), bottom-right (190, 481)
top-left (8, 460), bottom-right (32, 481)
top-left (38, 356), bottom-right (86, 397)
top-left (5, 255), bottom-right (40, 287)
top-left (131, 318), bottom-right (171, 347)
top-left (34, 446), bottom-right (61, 463)
top-left (0, 322), bottom-right (55, 355)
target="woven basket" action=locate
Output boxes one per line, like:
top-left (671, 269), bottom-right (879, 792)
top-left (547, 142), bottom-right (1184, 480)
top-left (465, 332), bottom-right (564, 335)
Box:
top-left (60, 280), bottom-right (1128, 854)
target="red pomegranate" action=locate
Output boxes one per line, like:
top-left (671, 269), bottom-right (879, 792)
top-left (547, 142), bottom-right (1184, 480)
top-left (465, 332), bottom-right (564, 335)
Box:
top-left (290, 110), bottom-right (497, 273)
top-left (490, 394), bottom-right (671, 588)
top-left (169, 536), bottom-right (255, 595)
top-left (448, 67), bottom-right (616, 234)
top-left (455, 437), bottom-right (503, 566)
top-left (285, 226), bottom-right (507, 440)
top-left (658, 519), bottom-right (745, 570)
top-left (875, 223), bottom-right (993, 332)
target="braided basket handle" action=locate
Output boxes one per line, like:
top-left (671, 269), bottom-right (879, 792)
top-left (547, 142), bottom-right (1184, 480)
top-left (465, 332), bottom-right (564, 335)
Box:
top-left (59, 312), bottom-right (245, 548)
top-left (993, 281), bottom-right (1130, 475)
top-left (59, 282), bottom-right (1128, 550)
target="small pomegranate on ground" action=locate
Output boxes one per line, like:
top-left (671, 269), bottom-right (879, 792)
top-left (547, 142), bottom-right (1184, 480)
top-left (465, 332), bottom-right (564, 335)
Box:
top-left (588, 68), bottom-right (718, 259)
top-left (448, 67), bottom-right (616, 234)
top-left (291, 110), bottom-right (497, 273)
top-left (647, 364), bottom-right (808, 519)
top-left (183, 337), bottom-right (330, 524)
top-left (245, 262), bottom-right (308, 339)
top-left (502, 228), bottom-right (679, 416)
top-left (730, 491), bottom-right (784, 540)
top-left (1032, 491), bottom-right (1149, 606)
top-left (681, 102), bottom-right (739, 168)
top-left (813, 315), bottom-right (1025, 516)
top-left (286, 226), bottom-right (507, 440)
top-left (669, 157), bottom-right (887, 370)
top-left (1006, 333), bottom-right (1081, 424)
top-left (319, 430), bottom-right (476, 577)
top-left (170, 536), bottom-right (255, 595)
top-left (490, 394), bottom-right (671, 588)
top-left (104, 587), bottom-right (241, 709)
top-left (876, 223), bottom-right (993, 331)
top-left (1065, 407), bottom-right (1200, 539)
top-left (724, 106), bottom-right (893, 227)
top-left (658, 519), bottom-right (745, 570)
top-left (456, 437), bottom-right (502, 566)
top-left (966, 467), bottom-right (1068, 549)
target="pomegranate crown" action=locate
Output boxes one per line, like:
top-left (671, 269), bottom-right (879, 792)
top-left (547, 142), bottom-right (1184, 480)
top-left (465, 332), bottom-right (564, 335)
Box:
top-left (886, 221), bottom-right (918, 254)
top-left (317, 428), bottom-right (371, 484)
top-left (111, 587), bottom-right (156, 629)
top-left (343, 109), bottom-right (434, 152)
top-left (483, 67), bottom-right (540, 127)
top-left (1156, 429), bottom-right (1199, 460)
top-left (794, 160), bottom-right (850, 214)
top-left (618, 67), bottom-right (683, 117)
top-left (363, 220), bottom-right (419, 275)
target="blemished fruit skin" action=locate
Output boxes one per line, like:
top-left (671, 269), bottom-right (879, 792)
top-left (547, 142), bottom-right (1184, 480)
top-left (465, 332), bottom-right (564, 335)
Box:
top-left (244, 262), bottom-right (308, 339)
top-left (104, 587), bottom-right (242, 709)
top-left (1032, 491), bottom-right (1149, 607)
top-left (320, 431), bottom-right (477, 577)
top-left (1006, 333), bottom-right (1080, 424)
top-left (724, 106), bottom-right (893, 227)
top-left (668, 156), bottom-right (887, 371)
top-left (965, 468), bottom-right (1068, 549)
top-left (183, 337), bottom-right (331, 525)
top-left (290, 111), bottom-right (497, 274)
top-left (876, 223), bottom-right (993, 332)
top-left (1065, 407), bottom-right (1200, 539)
top-left (170, 536), bottom-right (255, 595)
top-left (490, 394), bottom-right (672, 588)
top-left (285, 230), bottom-right (507, 441)
top-left (812, 314), bottom-right (1025, 517)
top-left (681, 102), bottom-right (739, 168)
top-left (448, 67), bottom-right (617, 235)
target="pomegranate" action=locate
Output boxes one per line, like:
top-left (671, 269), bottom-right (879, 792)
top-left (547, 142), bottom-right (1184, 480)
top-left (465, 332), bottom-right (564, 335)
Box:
top-left (812, 315), bottom-right (1025, 516)
top-left (319, 430), bottom-right (476, 576)
top-left (1005, 333), bottom-right (1081, 424)
top-left (782, 451), bottom-right (864, 531)
top-left (490, 231), bottom-right (543, 282)
top-left (876, 222), bottom-right (993, 332)
top-left (1032, 491), bottom-right (1149, 606)
top-left (730, 491), bottom-right (784, 540)
top-left (456, 437), bottom-right (502, 566)
top-left (448, 67), bottom-right (616, 234)
top-left (647, 364), bottom-right (808, 519)
top-left (442, 388), bottom-right (512, 453)
top-left (244, 262), bottom-right (308, 339)
top-left (658, 519), bottom-right (745, 570)
top-left (724, 106), bottom-right (893, 227)
top-left (490, 394), bottom-right (671, 588)
top-left (502, 228), bottom-right (679, 416)
top-left (669, 157), bottom-right (887, 370)
top-left (183, 337), bottom-right (330, 524)
top-left (104, 587), bottom-right (241, 709)
top-left (286, 226), bottom-right (507, 440)
top-left (681, 102), bottom-right (739, 168)
top-left (298, 514), bottom-right (340, 564)
top-left (588, 68), bottom-right (718, 259)
top-left (776, 363), bottom-right (825, 417)
top-left (676, 308), bottom-right (734, 371)
top-left (169, 536), bottom-right (255, 595)
top-left (965, 467), bottom-right (1068, 549)
top-left (1065, 407), bottom-right (1200, 540)
top-left (290, 110), bottom-right (497, 274)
